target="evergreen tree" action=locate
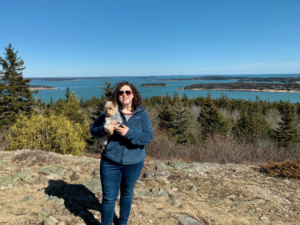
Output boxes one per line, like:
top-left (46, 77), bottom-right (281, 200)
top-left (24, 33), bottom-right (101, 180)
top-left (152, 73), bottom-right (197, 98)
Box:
top-left (143, 96), bottom-right (151, 108)
top-left (91, 79), bottom-right (114, 118)
top-left (57, 90), bottom-right (88, 126)
top-left (234, 109), bottom-right (251, 137)
top-left (272, 104), bottom-right (300, 147)
top-left (169, 104), bottom-right (193, 144)
top-left (0, 44), bottom-right (37, 128)
top-left (79, 95), bottom-right (85, 107)
top-left (172, 91), bottom-right (181, 106)
top-left (158, 105), bottom-right (174, 131)
top-left (248, 112), bottom-right (271, 142)
top-left (181, 93), bottom-right (190, 106)
top-left (215, 92), bottom-right (228, 109)
top-left (234, 108), bottom-right (271, 143)
top-left (162, 92), bottom-right (172, 106)
top-left (65, 86), bottom-right (71, 101)
top-left (150, 96), bottom-right (162, 106)
top-left (198, 93), bottom-right (229, 141)
top-left (50, 96), bottom-right (54, 106)
top-left (101, 79), bottom-right (113, 100)
top-left (88, 80), bottom-right (114, 152)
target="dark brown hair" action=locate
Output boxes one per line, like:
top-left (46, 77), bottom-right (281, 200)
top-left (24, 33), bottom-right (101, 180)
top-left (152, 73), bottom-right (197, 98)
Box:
top-left (112, 81), bottom-right (143, 112)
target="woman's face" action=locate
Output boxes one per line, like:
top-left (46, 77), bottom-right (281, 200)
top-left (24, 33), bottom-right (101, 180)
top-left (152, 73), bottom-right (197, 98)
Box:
top-left (118, 85), bottom-right (134, 107)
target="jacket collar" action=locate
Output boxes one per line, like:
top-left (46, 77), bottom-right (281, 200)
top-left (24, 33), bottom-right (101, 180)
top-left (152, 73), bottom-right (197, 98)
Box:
top-left (119, 106), bottom-right (144, 115)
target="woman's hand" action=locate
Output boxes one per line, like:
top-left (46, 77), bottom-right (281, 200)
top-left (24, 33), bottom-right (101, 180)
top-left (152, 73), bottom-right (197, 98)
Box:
top-left (113, 124), bottom-right (129, 136)
top-left (104, 121), bottom-right (117, 133)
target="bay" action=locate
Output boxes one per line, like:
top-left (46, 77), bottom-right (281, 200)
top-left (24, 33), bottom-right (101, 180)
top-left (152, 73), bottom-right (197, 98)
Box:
top-left (29, 74), bottom-right (300, 104)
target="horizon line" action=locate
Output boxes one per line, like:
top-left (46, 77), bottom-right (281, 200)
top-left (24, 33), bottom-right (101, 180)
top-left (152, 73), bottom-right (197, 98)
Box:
top-left (24, 73), bottom-right (300, 78)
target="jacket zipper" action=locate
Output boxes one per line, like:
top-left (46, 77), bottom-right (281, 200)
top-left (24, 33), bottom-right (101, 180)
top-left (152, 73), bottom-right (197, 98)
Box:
top-left (120, 111), bottom-right (137, 165)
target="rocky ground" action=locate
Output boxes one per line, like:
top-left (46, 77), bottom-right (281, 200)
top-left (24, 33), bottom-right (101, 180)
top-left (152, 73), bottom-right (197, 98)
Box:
top-left (0, 150), bottom-right (299, 225)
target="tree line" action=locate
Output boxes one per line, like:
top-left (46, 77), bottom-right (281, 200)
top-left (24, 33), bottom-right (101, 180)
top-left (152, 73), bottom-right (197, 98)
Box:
top-left (183, 82), bottom-right (300, 91)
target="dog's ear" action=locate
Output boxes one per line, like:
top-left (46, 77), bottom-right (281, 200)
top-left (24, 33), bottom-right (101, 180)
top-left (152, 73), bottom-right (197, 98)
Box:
top-left (104, 99), bottom-right (107, 103)
top-left (113, 101), bottom-right (118, 107)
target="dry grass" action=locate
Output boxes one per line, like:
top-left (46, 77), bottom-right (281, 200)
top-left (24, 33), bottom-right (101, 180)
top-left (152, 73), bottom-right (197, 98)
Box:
top-left (84, 151), bottom-right (102, 159)
top-left (146, 129), bottom-right (300, 164)
top-left (260, 158), bottom-right (300, 179)
top-left (12, 150), bottom-right (61, 166)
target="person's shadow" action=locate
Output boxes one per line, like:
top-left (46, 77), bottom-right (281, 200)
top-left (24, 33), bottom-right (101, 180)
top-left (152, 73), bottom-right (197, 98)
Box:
top-left (45, 180), bottom-right (119, 225)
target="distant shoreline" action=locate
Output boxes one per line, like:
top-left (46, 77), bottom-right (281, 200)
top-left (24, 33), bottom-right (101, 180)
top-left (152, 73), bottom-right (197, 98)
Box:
top-left (141, 83), bottom-right (167, 87)
top-left (30, 85), bottom-right (58, 90)
top-left (179, 88), bottom-right (300, 93)
top-left (142, 85), bottom-right (168, 87)
top-left (30, 87), bottom-right (58, 90)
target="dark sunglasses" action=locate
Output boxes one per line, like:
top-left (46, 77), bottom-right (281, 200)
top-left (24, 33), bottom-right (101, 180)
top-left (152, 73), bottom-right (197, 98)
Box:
top-left (118, 90), bottom-right (132, 96)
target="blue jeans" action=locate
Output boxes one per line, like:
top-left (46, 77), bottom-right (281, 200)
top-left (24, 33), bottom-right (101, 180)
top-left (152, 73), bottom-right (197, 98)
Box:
top-left (100, 157), bottom-right (144, 225)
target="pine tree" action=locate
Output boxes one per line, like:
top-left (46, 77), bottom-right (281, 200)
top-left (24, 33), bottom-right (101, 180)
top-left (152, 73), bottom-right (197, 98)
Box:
top-left (169, 104), bottom-right (193, 144)
top-left (88, 80), bottom-right (114, 152)
top-left (234, 108), bottom-right (271, 143)
top-left (50, 96), bottom-right (54, 106)
top-left (90, 79), bottom-right (114, 119)
top-left (0, 44), bottom-right (37, 128)
top-left (248, 112), bottom-right (271, 142)
top-left (158, 105), bottom-right (174, 131)
top-left (79, 95), bottom-right (85, 107)
top-left (143, 96), bottom-right (151, 108)
top-left (272, 104), bottom-right (300, 147)
top-left (215, 91), bottom-right (228, 109)
top-left (162, 92), bottom-right (172, 106)
top-left (198, 93), bottom-right (229, 141)
top-left (181, 93), bottom-right (190, 106)
top-left (172, 92), bottom-right (181, 106)
top-left (234, 109), bottom-right (251, 137)
top-left (101, 79), bottom-right (113, 100)
top-left (65, 86), bottom-right (71, 101)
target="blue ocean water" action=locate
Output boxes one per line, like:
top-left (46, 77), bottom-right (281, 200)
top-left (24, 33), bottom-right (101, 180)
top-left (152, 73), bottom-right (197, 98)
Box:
top-left (29, 74), bottom-right (300, 104)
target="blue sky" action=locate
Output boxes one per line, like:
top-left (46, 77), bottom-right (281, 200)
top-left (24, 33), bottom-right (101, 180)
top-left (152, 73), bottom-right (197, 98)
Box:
top-left (1, 0), bottom-right (300, 77)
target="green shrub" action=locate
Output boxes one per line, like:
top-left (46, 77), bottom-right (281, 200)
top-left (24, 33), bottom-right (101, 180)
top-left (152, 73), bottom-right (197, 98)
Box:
top-left (6, 114), bottom-right (87, 155)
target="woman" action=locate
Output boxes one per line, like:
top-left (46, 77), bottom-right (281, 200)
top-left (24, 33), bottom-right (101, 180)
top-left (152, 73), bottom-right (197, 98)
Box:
top-left (90, 81), bottom-right (153, 225)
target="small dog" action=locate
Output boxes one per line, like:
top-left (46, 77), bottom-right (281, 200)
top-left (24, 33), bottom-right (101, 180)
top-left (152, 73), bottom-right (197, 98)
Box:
top-left (99, 100), bottom-right (123, 150)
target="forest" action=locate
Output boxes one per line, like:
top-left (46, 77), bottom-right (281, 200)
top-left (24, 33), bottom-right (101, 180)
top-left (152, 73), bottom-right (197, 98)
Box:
top-left (237, 77), bottom-right (300, 83)
top-left (1, 44), bottom-right (300, 165)
top-left (183, 82), bottom-right (300, 91)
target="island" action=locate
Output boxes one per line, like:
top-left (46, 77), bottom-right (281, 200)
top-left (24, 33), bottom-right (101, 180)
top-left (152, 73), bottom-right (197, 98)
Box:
top-left (155, 75), bottom-right (300, 83)
top-left (238, 77), bottom-right (300, 83)
top-left (42, 79), bottom-right (77, 81)
top-left (29, 85), bottom-right (58, 90)
top-left (181, 83), bottom-right (300, 92)
top-left (155, 76), bottom-right (246, 81)
top-left (135, 76), bottom-right (157, 79)
top-left (29, 77), bottom-right (113, 81)
top-left (141, 83), bottom-right (167, 87)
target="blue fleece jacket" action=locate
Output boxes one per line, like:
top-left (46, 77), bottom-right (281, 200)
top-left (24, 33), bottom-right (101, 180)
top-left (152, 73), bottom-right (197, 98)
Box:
top-left (90, 106), bottom-right (153, 165)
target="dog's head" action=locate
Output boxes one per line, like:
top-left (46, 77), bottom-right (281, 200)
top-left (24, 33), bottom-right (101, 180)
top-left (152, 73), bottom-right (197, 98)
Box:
top-left (104, 100), bottom-right (118, 116)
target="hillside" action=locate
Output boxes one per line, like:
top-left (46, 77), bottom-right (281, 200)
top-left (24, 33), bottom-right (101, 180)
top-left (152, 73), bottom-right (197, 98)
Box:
top-left (0, 150), bottom-right (299, 225)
